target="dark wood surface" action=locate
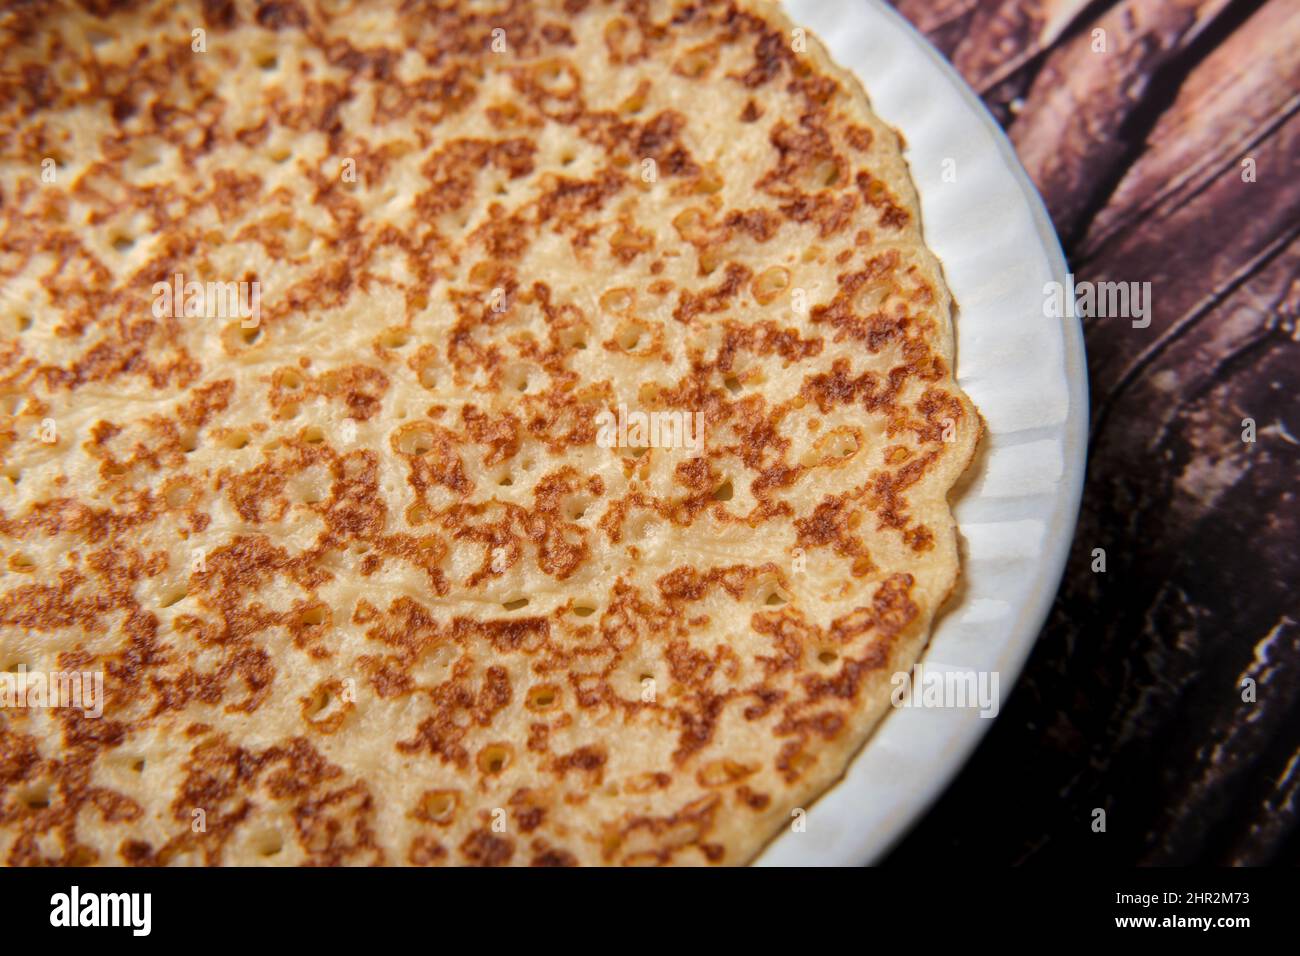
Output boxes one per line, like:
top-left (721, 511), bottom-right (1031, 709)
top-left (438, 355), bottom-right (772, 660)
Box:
top-left (882, 0), bottom-right (1300, 865)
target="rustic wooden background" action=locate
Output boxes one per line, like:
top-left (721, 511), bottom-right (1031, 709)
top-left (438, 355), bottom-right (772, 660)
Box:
top-left (880, 0), bottom-right (1300, 865)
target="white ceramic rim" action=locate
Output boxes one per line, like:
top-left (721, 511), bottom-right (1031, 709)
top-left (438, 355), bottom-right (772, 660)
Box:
top-left (754, 0), bottom-right (1088, 866)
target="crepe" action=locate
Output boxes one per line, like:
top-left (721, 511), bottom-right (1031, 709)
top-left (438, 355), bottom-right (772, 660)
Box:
top-left (0, 0), bottom-right (980, 865)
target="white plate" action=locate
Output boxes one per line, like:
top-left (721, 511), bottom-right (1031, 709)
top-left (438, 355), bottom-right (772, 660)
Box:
top-left (755, 0), bottom-right (1088, 866)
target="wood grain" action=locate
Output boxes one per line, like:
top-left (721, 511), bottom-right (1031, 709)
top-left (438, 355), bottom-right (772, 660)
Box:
top-left (882, 0), bottom-right (1300, 865)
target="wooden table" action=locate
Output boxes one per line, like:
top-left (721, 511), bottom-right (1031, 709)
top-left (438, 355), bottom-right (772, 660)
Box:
top-left (882, 0), bottom-right (1300, 865)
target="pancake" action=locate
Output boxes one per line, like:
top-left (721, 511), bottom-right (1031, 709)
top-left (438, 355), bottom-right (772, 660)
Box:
top-left (0, 0), bottom-right (980, 865)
